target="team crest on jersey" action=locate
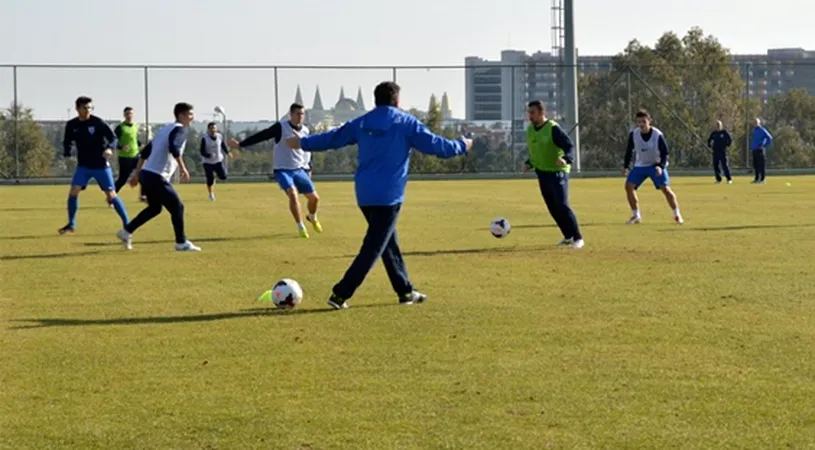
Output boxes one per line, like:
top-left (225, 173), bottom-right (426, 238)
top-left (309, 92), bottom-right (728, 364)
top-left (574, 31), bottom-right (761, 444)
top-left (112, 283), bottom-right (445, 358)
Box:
top-left (88, 126), bottom-right (95, 135)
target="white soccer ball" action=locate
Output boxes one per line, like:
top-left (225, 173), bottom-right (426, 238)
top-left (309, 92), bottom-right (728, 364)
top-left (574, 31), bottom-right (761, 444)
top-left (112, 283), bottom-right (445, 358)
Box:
top-left (271, 278), bottom-right (303, 309)
top-left (490, 217), bottom-right (511, 238)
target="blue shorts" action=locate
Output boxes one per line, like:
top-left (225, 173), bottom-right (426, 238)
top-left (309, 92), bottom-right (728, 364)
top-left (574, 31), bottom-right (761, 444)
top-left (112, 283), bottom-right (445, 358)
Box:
top-left (274, 168), bottom-right (314, 194)
top-left (626, 165), bottom-right (669, 190)
top-left (71, 166), bottom-right (115, 191)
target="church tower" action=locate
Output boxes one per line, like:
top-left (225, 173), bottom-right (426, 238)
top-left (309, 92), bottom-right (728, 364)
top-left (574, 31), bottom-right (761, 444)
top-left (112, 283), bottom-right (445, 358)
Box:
top-left (355, 86), bottom-right (366, 111)
top-left (312, 86), bottom-right (324, 111)
top-left (294, 85), bottom-right (304, 106)
top-left (441, 92), bottom-right (452, 121)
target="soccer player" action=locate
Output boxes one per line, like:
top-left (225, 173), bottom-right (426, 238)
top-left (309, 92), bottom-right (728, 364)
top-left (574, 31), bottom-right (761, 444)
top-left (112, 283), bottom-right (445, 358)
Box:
top-left (59, 96), bottom-right (130, 234)
top-left (284, 81), bottom-right (472, 310)
top-left (523, 100), bottom-right (584, 249)
top-left (622, 109), bottom-right (683, 225)
top-left (113, 106), bottom-right (142, 193)
top-left (750, 118), bottom-right (773, 184)
top-left (707, 120), bottom-right (733, 184)
top-left (200, 121), bottom-right (231, 201)
top-left (228, 103), bottom-right (321, 238)
top-left (116, 102), bottom-right (200, 252)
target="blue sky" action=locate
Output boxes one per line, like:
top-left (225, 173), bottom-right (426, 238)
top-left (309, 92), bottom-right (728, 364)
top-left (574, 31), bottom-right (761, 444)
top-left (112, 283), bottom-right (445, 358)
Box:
top-left (2, 0), bottom-right (814, 121)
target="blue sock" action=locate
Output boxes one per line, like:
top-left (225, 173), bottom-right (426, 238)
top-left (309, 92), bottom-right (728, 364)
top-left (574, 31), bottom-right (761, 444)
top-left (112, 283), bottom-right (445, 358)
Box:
top-left (110, 196), bottom-right (130, 227)
top-left (67, 196), bottom-right (78, 228)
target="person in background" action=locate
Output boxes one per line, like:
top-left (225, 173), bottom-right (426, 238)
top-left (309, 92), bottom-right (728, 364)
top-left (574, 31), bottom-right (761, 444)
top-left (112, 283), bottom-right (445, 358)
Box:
top-left (707, 120), bottom-right (733, 184)
top-left (750, 118), bottom-right (773, 184)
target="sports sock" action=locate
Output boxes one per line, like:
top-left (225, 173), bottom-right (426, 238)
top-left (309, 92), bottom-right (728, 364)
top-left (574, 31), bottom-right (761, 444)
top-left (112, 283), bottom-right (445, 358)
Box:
top-left (67, 196), bottom-right (79, 228)
top-left (297, 222), bottom-right (306, 230)
top-left (110, 196), bottom-right (129, 227)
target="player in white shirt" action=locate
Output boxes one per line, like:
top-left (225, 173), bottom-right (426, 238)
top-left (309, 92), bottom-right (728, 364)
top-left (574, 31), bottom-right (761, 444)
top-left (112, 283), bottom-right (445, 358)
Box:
top-left (199, 121), bottom-right (232, 201)
top-left (228, 103), bottom-right (322, 239)
top-left (116, 102), bottom-right (201, 251)
top-left (621, 109), bottom-right (683, 224)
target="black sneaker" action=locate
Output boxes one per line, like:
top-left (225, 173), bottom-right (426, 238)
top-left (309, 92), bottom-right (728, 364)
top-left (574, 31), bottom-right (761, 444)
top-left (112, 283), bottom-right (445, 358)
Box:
top-left (58, 224), bottom-right (75, 235)
top-left (399, 291), bottom-right (427, 305)
top-left (327, 294), bottom-right (348, 310)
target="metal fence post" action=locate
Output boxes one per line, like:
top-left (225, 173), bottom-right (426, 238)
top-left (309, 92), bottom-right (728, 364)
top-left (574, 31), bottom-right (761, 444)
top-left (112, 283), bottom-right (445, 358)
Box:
top-left (274, 67), bottom-right (280, 121)
top-left (627, 68), bottom-right (632, 128)
top-left (510, 65), bottom-right (516, 171)
top-left (392, 67), bottom-right (397, 83)
top-left (143, 66), bottom-right (150, 143)
top-left (13, 65), bottom-right (19, 178)
top-left (744, 62), bottom-right (751, 169)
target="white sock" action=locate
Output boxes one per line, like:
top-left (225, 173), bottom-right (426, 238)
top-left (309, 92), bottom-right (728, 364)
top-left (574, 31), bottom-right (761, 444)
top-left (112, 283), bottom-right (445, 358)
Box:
top-left (307, 213), bottom-right (317, 221)
top-left (296, 222), bottom-right (305, 230)
top-left (673, 208), bottom-right (681, 216)
top-left (632, 209), bottom-right (640, 217)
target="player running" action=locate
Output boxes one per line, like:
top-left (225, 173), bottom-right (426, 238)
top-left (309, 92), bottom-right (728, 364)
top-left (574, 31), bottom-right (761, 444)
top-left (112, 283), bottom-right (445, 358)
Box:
top-left (59, 96), bottom-right (130, 234)
top-left (116, 102), bottom-right (200, 252)
top-left (622, 109), bottom-right (683, 224)
top-left (228, 102), bottom-right (322, 239)
top-left (200, 121), bottom-right (232, 201)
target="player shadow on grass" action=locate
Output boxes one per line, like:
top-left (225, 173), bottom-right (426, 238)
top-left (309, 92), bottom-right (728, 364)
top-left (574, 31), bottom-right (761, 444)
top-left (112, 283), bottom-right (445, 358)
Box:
top-left (657, 223), bottom-right (815, 232)
top-left (321, 245), bottom-right (557, 260)
top-left (508, 222), bottom-right (612, 230)
top-left (8, 304), bottom-right (395, 329)
top-left (0, 250), bottom-right (103, 261)
top-left (79, 234), bottom-right (292, 247)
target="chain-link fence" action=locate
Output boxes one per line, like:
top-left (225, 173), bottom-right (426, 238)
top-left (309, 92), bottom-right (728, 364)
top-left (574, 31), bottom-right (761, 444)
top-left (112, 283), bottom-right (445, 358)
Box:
top-left (3, 62), bottom-right (815, 180)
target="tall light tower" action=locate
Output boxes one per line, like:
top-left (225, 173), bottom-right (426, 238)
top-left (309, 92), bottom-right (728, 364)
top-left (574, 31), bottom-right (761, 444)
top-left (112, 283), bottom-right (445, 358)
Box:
top-left (562, 0), bottom-right (580, 171)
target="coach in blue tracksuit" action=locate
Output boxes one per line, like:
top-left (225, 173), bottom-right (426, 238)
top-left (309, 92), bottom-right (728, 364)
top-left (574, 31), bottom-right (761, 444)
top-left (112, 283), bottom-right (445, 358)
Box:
top-left (285, 81), bottom-right (472, 310)
top-left (750, 118), bottom-right (773, 184)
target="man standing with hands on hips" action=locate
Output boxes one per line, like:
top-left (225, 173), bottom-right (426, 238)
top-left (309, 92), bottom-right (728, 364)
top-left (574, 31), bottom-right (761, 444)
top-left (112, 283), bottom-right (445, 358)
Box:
top-left (750, 118), bottom-right (773, 184)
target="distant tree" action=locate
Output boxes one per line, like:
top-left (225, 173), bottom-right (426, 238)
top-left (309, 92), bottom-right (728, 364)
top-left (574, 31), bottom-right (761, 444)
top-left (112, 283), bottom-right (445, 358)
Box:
top-left (578, 27), bottom-right (760, 169)
top-left (0, 103), bottom-right (55, 178)
top-left (761, 89), bottom-right (815, 167)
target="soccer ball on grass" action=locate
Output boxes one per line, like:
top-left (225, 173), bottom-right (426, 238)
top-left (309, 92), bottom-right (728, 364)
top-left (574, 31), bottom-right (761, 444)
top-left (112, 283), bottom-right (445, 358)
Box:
top-left (490, 218), bottom-right (511, 238)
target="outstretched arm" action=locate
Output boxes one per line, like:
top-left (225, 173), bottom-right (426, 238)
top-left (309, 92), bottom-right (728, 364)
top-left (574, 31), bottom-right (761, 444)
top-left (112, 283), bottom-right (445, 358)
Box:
top-left (238, 123), bottom-right (282, 147)
top-left (408, 120), bottom-right (467, 158)
top-left (300, 121), bottom-right (358, 152)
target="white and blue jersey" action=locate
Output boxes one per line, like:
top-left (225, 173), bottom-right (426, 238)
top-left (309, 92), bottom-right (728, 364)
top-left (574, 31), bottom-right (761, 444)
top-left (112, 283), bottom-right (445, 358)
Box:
top-left (141, 123), bottom-right (189, 182)
top-left (623, 127), bottom-right (670, 190)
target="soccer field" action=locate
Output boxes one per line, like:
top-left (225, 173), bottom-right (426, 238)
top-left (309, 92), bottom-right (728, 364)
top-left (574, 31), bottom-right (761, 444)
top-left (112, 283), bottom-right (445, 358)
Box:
top-left (1, 177), bottom-right (814, 449)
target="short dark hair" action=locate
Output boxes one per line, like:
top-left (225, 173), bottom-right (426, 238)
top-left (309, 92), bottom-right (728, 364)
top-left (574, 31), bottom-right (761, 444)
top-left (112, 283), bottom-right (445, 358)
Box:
top-left (635, 109), bottom-right (651, 119)
top-left (290, 103), bottom-right (304, 113)
top-left (75, 96), bottom-right (92, 108)
top-left (527, 100), bottom-right (544, 111)
top-left (173, 102), bottom-right (194, 118)
top-left (374, 81), bottom-right (400, 107)
top-left (207, 121), bottom-right (217, 128)
top-left (123, 106), bottom-right (133, 113)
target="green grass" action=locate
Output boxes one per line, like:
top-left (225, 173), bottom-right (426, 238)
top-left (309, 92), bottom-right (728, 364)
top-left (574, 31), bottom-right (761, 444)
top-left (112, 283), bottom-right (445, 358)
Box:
top-left (2, 176), bottom-right (815, 449)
